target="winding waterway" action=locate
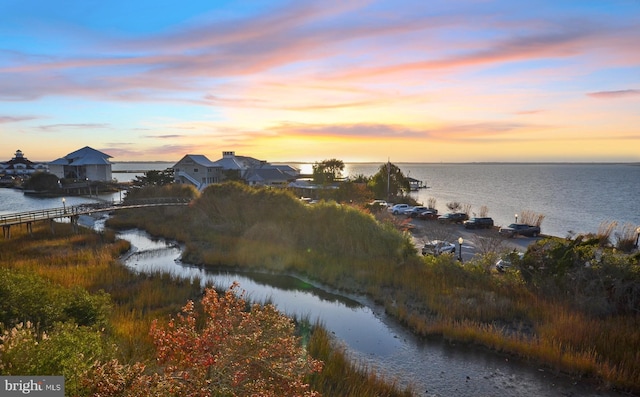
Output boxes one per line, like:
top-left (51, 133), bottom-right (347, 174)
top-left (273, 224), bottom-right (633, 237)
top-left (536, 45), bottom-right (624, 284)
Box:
top-left (112, 225), bottom-right (624, 397)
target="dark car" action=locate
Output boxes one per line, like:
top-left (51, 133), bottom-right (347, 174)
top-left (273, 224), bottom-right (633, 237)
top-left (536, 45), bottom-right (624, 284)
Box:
top-left (437, 212), bottom-right (469, 224)
top-left (498, 223), bottom-right (541, 238)
top-left (406, 206), bottom-right (430, 218)
top-left (463, 217), bottom-right (494, 229)
top-left (417, 210), bottom-right (439, 220)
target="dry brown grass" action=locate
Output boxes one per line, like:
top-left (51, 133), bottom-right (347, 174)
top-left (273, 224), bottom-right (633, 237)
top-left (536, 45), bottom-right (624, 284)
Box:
top-left (519, 210), bottom-right (545, 227)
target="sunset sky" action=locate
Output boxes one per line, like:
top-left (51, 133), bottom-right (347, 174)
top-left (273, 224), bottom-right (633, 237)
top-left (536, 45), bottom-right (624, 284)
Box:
top-left (1, 1), bottom-right (639, 163)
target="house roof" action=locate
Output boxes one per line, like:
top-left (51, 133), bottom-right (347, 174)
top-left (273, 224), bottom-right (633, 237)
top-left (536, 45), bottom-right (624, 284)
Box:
top-left (2, 150), bottom-right (46, 169)
top-left (3, 157), bottom-right (35, 168)
top-left (212, 155), bottom-right (262, 170)
top-left (261, 164), bottom-right (299, 176)
top-left (245, 168), bottom-right (292, 183)
top-left (174, 152), bottom-right (298, 180)
top-left (50, 146), bottom-right (112, 166)
top-left (179, 154), bottom-right (220, 168)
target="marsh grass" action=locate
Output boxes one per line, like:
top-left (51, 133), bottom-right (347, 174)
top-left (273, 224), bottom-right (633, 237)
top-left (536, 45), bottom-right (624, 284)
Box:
top-left (102, 183), bottom-right (640, 394)
top-left (478, 205), bottom-right (489, 217)
top-left (597, 220), bottom-right (618, 246)
top-left (519, 210), bottom-right (545, 227)
top-left (0, 222), bottom-right (203, 361)
top-left (615, 222), bottom-right (638, 252)
top-left (1, 220), bottom-right (412, 396)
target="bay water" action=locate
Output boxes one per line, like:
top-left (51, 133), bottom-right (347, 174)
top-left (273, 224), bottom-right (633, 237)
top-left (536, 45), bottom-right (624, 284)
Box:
top-left (108, 161), bottom-right (640, 238)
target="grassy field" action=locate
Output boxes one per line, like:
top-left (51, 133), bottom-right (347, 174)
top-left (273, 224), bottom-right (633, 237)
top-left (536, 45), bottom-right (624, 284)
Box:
top-left (105, 182), bottom-right (640, 394)
top-left (0, 221), bottom-right (412, 396)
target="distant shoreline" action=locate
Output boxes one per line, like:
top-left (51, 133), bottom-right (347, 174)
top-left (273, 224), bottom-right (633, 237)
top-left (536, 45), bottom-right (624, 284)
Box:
top-left (110, 160), bottom-right (640, 166)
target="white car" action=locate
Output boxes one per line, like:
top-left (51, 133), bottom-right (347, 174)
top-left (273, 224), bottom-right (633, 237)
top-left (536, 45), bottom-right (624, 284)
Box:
top-left (388, 203), bottom-right (410, 215)
top-left (421, 240), bottom-right (456, 256)
top-left (495, 251), bottom-right (525, 272)
top-left (369, 199), bottom-right (389, 208)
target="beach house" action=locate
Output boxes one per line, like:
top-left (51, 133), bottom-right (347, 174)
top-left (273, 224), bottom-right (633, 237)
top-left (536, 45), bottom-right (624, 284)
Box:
top-left (173, 151), bottom-right (298, 190)
top-left (0, 150), bottom-right (48, 176)
top-left (48, 146), bottom-right (113, 181)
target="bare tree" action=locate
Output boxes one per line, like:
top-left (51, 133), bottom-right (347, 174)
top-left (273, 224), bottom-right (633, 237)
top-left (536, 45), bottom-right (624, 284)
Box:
top-left (471, 234), bottom-right (508, 256)
top-left (419, 222), bottom-right (458, 244)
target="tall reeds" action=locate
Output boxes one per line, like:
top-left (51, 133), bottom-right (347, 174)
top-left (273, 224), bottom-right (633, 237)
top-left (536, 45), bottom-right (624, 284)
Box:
top-left (597, 220), bottom-right (618, 246)
top-left (519, 210), bottom-right (545, 227)
top-left (615, 222), bottom-right (639, 252)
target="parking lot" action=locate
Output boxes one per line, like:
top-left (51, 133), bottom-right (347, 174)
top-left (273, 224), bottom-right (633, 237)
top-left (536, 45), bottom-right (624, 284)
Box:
top-left (407, 218), bottom-right (540, 262)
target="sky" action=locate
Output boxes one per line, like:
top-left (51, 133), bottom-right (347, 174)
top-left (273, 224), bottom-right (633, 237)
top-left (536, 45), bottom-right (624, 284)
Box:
top-left (1, 0), bottom-right (639, 163)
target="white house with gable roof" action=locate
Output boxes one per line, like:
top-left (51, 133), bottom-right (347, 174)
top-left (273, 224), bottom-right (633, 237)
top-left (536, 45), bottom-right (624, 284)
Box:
top-left (173, 154), bottom-right (223, 190)
top-left (49, 146), bottom-right (113, 181)
top-left (173, 151), bottom-right (298, 190)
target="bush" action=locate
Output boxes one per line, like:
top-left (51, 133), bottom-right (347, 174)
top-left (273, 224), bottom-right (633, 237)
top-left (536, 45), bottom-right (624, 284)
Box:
top-left (22, 172), bottom-right (60, 192)
top-left (0, 269), bottom-right (111, 332)
top-left (520, 236), bottom-right (640, 316)
top-left (0, 321), bottom-right (109, 396)
top-left (81, 284), bottom-right (323, 397)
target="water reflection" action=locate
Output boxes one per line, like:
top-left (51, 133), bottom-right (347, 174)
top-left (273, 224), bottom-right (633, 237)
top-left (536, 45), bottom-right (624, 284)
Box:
top-left (116, 228), bottom-right (623, 397)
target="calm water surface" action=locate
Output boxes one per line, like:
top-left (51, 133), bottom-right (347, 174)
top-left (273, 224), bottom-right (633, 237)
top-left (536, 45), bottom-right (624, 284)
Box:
top-left (0, 187), bottom-right (120, 215)
top-left (342, 163), bottom-right (640, 238)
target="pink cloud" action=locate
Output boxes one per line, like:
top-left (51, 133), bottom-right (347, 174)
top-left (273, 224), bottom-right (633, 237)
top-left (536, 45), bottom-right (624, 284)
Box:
top-left (266, 121), bottom-right (542, 141)
top-left (39, 123), bottom-right (110, 131)
top-left (587, 89), bottom-right (640, 99)
top-left (0, 115), bottom-right (39, 123)
top-left (269, 122), bottom-right (428, 139)
top-left (100, 144), bottom-right (203, 159)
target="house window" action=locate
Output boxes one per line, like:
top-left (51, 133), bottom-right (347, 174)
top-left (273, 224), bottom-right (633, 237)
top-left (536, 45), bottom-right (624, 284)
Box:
top-left (194, 168), bottom-right (198, 173)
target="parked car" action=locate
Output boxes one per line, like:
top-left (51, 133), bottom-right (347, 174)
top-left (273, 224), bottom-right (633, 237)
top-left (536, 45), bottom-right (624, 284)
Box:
top-left (498, 223), bottom-right (541, 238)
top-left (388, 203), bottom-right (410, 215)
top-left (417, 209), bottom-right (439, 220)
top-left (369, 199), bottom-right (388, 208)
top-left (406, 206), bottom-right (430, 218)
top-left (463, 217), bottom-right (494, 229)
top-left (495, 251), bottom-right (525, 272)
top-left (421, 240), bottom-right (456, 256)
top-left (437, 212), bottom-right (469, 224)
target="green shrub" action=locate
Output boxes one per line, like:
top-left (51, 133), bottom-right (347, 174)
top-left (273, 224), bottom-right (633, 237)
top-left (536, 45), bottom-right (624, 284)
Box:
top-left (0, 269), bottom-right (112, 332)
top-left (0, 321), bottom-right (109, 396)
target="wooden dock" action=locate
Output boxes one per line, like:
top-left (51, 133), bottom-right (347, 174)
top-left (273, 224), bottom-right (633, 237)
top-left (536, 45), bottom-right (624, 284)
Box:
top-left (0, 198), bottom-right (190, 238)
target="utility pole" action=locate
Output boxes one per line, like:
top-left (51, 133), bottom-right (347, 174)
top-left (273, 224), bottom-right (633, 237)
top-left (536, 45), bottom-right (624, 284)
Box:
top-left (387, 158), bottom-right (390, 202)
